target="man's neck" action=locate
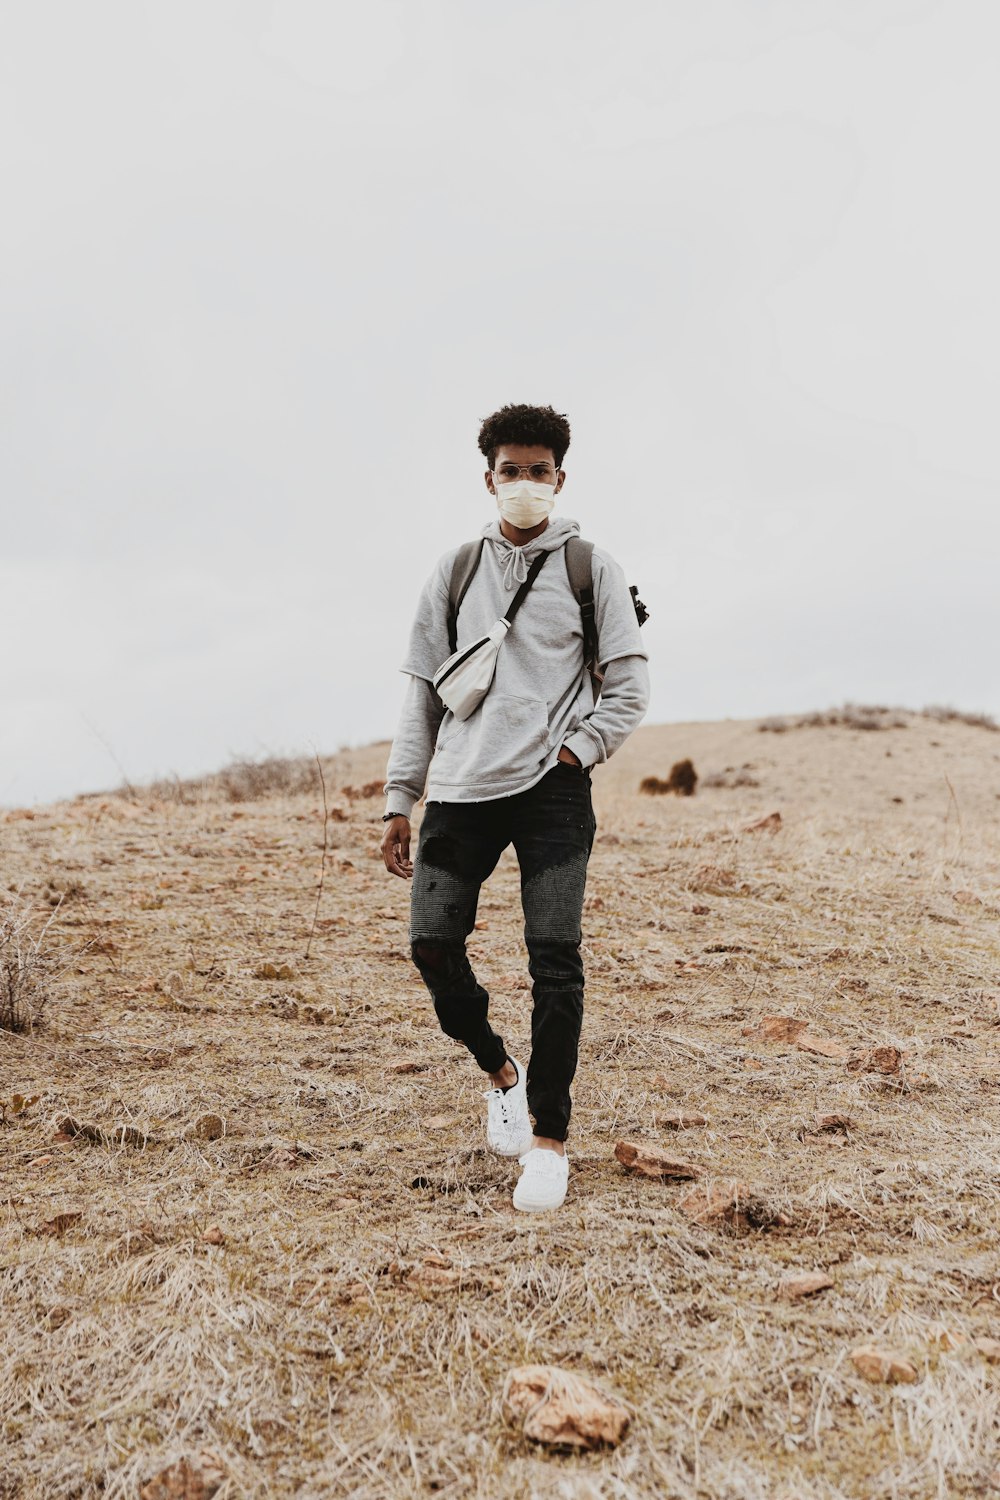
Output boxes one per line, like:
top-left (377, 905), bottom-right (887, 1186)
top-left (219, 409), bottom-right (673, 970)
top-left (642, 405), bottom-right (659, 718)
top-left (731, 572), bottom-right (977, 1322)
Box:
top-left (499, 517), bottom-right (550, 547)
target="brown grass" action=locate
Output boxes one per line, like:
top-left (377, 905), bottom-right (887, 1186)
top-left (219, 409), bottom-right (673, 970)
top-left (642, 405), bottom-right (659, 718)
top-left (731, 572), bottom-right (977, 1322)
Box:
top-left (2, 714), bottom-right (999, 1497)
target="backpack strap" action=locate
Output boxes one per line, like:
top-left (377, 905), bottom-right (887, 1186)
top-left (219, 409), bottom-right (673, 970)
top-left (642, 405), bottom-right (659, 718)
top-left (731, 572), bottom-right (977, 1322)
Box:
top-left (446, 539), bottom-right (486, 654)
top-left (564, 536), bottom-right (603, 688)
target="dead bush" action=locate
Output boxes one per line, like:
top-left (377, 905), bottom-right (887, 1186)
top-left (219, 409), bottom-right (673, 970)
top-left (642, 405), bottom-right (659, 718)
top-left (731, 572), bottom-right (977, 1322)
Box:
top-left (923, 705), bottom-right (998, 732)
top-left (0, 891), bottom-right (55, 1035)
top-left (639, 758), bottom-right (698, 796)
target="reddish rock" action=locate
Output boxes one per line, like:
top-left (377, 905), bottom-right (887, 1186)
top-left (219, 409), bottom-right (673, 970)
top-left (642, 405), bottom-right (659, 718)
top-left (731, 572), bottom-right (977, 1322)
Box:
top-left (677, 1179), bottom-right (751, 1228)
top-left (847, 1045), bottom-right (904, 1075)
top-left (778, 1271), bottom-right (834, 1301)
top-left (140, 1450), bottom-right (226, 1500)
top-left (744, 811), bottom-right (781, 834)
top-left (502, 1365), bottom-right (630, 1450)
top-left (814, 1113), bottom-right (852, 1133)
top-left (796, 1034), bottom-right (849, 1060)
top-left (850, 1344), bottom-right (919, 1384)
top-left (742, 1015), bottom-right (808, 1042)
top-left (658, 1111), bottom-right (709, 1130)
top-left (614, 1141), bottom-right (702, 1181)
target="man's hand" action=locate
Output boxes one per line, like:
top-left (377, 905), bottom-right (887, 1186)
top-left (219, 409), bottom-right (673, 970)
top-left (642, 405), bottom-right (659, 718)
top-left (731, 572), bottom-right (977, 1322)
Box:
top-left (557, 746), bottom-right (582, 766)
top-left (381, 815), bottom-right (413, 878)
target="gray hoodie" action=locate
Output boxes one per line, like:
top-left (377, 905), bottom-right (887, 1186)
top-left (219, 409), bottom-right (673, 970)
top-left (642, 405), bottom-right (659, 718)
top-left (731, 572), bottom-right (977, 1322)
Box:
top-left (383, 515), bottom-right (649, 816)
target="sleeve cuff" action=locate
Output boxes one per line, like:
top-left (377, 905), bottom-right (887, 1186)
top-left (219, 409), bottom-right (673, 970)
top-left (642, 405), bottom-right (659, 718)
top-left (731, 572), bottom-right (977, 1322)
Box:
top-left (563, 729), bottom-right (601, 768)
top-left (384, 791), bottom-right (416, 819)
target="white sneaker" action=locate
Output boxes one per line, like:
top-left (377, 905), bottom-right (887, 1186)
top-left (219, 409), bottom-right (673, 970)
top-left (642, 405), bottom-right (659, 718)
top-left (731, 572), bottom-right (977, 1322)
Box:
top-left (512, 1147), bottom-right (569, 1212)
top-left (483, 1056), bottom-right (533, 1158)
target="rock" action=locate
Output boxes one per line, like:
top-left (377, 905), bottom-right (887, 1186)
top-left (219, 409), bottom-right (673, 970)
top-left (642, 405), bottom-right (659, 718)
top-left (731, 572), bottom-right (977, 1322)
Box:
top-left (796, 1034), bottom-right (850, 1060)
top-left (691, 864), bottom-right (737, 893)
top-left (201, 1224), bottom-right (225, 1246)
top-left (253, 960), bottom-right (297, 980)
top-left (974, 1338), bottom-right (1000, 1362)
top-left (814, 1113), bottom-right (852, 1133)
top-left (614, 1141), bottom-right (702, 1180)
top-left (191, 1114), bottom-right (224, 1141)
top-left (139, 1450), bottom-right (226, 1500)
top-left (742, 1015), bottom-right (808, 1042)
top-left (163, 971), bottom-right (186, 999)
top-left (657, 1111), bottom-right (708, 1130)
top-left (502, 1365), bottom-right (630, 1450)
top-left (779, 1271), bottom-right (834, 1300)
top-left (389, 1060), bottom-right (428, 1074)
top-left (847, 1045), bottom-right (904, 1075)
top-left (744, 811), bottom-right (781, 834)
top-left (850, 1344), bottom-right (919, 1384)
top-left (425, 1114), bottom-right (459, 1130)
top-left (678, 1179), bottom-right (750, 1226)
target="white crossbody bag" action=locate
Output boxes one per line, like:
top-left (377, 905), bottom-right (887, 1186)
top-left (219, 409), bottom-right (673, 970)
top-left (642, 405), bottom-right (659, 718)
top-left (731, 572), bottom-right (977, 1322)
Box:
top-left (432, 550), bottom-right (549, 721)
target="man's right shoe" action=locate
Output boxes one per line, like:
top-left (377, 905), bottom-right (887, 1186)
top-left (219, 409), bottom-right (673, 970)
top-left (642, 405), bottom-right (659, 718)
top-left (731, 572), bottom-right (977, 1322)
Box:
top-left (483, 1056), bottom-right (533, 1158)
top-left (512, 1146), bottom-right (569, 1212)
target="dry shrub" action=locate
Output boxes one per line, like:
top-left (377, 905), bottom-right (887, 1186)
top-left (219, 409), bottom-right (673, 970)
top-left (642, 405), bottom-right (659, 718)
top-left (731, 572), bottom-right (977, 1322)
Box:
top-left (923, 705), bottom-right (998, 732)
top-left (639, 758), bottom-right (698, 796)
top-left (0, 890), bottom-right (54, 1034)
top-left (759, 704), bottom-right (908, 733)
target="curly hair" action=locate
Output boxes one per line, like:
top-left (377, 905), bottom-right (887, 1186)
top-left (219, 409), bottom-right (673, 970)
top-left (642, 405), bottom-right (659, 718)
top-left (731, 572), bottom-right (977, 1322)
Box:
top-left (477, 403), bottom-right (571, 470)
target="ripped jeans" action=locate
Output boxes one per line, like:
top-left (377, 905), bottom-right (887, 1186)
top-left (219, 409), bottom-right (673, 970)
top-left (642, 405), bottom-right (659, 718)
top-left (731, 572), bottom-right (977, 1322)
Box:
top-left (409, 762), bottom-right (597, 1142)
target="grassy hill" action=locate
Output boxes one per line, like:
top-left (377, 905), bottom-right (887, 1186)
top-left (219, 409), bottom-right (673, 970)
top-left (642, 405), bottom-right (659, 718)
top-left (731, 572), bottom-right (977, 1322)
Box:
top-left (2, 710), bottom-right (998, 1498)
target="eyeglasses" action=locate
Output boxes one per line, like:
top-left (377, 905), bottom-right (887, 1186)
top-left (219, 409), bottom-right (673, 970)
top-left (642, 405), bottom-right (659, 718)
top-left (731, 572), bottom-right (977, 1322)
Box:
top-left (493, 463), bottom-right (559, 482)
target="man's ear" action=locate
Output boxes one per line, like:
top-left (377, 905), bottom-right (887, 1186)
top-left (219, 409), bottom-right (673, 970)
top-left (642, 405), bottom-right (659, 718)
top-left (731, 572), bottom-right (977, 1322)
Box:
top-left (555, 468), bottom-right (565, 493)
top-left (485, 469), bottom-right (497, 496)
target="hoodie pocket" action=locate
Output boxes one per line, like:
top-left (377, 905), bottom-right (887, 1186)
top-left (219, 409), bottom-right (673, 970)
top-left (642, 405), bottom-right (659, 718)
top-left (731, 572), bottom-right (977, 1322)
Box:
top-left (433, 695), bottom-right (549, 788)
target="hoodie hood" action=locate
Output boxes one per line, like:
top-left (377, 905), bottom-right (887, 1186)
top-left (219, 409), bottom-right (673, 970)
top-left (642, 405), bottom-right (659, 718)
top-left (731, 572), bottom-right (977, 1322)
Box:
top-left (481, 515), bottom-right (582, 589)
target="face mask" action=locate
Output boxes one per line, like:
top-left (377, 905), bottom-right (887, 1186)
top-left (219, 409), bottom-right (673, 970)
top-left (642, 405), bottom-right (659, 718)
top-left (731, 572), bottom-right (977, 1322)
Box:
top-left (495, 480), bottom-right (556, 529)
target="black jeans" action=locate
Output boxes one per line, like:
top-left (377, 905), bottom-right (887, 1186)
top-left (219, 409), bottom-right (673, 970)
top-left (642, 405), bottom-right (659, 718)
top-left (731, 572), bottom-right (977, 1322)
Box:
top-left (409, 762), bottom-right (597, 1142)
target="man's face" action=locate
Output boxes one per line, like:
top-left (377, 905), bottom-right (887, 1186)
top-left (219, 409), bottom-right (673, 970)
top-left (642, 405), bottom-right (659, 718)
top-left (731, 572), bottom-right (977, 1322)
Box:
top-left (485, 444), bottom-right (565, 497)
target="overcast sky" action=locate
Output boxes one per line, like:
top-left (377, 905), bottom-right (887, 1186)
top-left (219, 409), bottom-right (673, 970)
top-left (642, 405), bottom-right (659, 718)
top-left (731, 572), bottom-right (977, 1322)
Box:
top-left (2, 0), bottom-right (997, 807)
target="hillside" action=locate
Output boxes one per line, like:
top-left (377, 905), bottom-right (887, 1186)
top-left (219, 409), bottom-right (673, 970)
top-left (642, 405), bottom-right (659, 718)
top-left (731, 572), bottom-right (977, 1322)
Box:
top-left (2, 710), bottom-right (999, 1499)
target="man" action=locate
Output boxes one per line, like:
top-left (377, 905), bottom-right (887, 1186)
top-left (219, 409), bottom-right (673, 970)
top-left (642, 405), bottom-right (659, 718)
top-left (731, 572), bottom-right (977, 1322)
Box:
top-left (381, 403), bottom-right (649, 1212)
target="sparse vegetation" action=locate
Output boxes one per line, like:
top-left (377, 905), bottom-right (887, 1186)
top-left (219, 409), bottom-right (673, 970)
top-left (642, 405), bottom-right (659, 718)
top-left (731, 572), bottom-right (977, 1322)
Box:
top-left (0, 888), bottom-right (55, 1033)
top-left (2, 716), bottom-right (999, 1496)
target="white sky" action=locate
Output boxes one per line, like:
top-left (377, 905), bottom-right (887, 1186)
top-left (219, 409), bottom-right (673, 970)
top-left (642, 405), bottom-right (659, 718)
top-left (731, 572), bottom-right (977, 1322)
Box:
top-left (2, 0), bottom-right (998, 807)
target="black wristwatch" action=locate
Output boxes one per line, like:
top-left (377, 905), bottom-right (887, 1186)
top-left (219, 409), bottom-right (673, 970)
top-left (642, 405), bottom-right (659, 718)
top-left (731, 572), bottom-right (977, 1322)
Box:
top-left (382, 811), bottom-right (407, 822)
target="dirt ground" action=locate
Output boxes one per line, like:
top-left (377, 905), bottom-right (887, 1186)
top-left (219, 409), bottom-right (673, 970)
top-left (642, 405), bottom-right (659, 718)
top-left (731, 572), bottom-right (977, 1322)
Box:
top-left (2, 710), bottom-right (999, 1499)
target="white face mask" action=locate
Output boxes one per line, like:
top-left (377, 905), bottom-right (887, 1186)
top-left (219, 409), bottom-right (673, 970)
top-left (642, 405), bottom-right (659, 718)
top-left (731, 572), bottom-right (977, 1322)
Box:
top-left (494, 479), bottom-right (556, 529)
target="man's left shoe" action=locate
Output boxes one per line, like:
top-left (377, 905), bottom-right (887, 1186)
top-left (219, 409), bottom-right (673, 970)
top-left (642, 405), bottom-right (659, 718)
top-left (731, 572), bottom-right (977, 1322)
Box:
top-left (512, 1147), bottom-right (569, 1212)
top-left (483, 1056), bottom-right (533, 1158)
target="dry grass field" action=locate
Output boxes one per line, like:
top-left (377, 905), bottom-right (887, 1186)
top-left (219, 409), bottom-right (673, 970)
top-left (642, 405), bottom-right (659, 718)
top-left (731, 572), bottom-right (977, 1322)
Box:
top-left (2, 710), bottom-right (999, 1499)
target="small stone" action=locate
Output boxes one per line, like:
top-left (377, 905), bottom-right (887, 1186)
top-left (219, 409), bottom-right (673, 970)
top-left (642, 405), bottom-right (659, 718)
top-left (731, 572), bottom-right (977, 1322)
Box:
top-left (850, 1344), bottom-right (919, 1384)
top-left (973, 1337), bottom-right (1000, 1362)
top-left (201, 1224), bottom-right (225, 1246)
top-left (779, 1271), bottom-right (834, 1300)
top-left (139, 1449), bottom-right (226, 1500)
top-left (815, 1113), bottom-right (852, 1133)
top-left (163, 971), bottom-right (186, 999)
top-left (389, 1060), bottom-right (428, 1074)
top-left (253, 961), bottom-right (279, 979)
top-left (657, 1111), bottom-right (708, 1130)
top-left (502, 1365), bottom-right (630, 1450)
top-left (796, 1034), bottom-right (850, 1060)
top-left (425, 1114), bottom-right (459, 1130)
top-left (677, 1179), bottom-right (752, 1228)
top-left (743, 811), bottom-right (781, 833)
top-left (742, 1015), bottom-right (808, 1042)
top-left (847, 1045), bottom-right (904, 1075)
top-left (614, 1141), bottom-right (702, 1180)
top-left (192, 1114), bottom-right (224, 1141)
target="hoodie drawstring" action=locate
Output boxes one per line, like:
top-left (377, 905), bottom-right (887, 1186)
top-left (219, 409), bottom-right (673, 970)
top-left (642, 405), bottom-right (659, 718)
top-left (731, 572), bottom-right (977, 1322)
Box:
top-left (498, 542), bottom-right (530, 589)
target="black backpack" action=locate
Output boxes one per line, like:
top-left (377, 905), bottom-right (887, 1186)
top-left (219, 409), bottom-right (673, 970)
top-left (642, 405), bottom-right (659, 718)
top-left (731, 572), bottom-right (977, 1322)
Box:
top-left (446, 537), bottom-right (648, 692)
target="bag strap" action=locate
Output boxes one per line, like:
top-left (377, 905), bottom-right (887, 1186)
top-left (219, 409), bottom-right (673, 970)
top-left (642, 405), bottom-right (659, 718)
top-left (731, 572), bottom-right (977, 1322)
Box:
top-left (564, 536), bottom-right (601, 685)
top-left (503, 549), bottom-right (549, 625)
top-left (446, 539), bottom-right (486, 654)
